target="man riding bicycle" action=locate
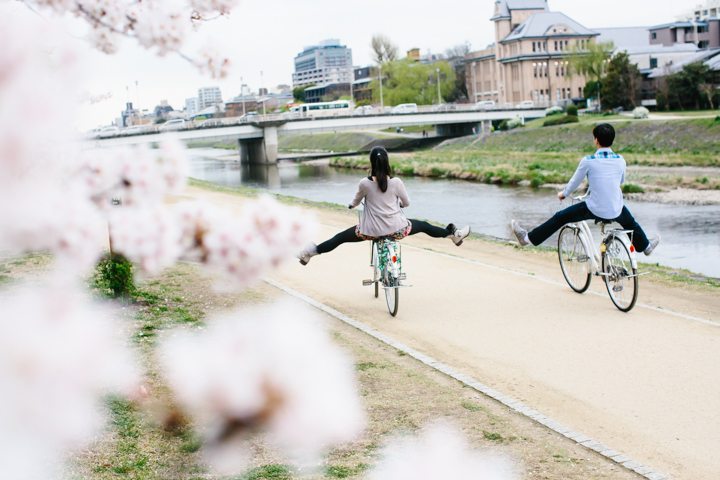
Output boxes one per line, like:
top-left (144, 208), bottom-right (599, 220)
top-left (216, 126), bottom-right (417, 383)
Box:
top-left (511, 123), bottom-right (660, 255)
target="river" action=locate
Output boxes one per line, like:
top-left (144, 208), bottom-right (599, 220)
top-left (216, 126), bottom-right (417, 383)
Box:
top-left (189, 149), bottom-right (720, 278)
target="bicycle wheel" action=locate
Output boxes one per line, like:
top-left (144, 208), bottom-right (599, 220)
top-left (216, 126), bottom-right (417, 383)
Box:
top-left (602, 237), bottom-right (638, 312)
top-left (558, 225), bottom-right (592, 293)
top-left (384, 273), bottom-right (399, 317)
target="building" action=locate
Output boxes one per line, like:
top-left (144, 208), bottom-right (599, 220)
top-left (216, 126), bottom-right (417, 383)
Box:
top-left (595, 27), bottom-right (699, 73)
top-left (185, 97), bottom-right (198, 116)
top-left (465, 0), bottom-right (596, 107)
top-left (352, 66), bottom-right (378, 104)
top-left (197, 86), bottom-right (223, 110)
top-left (292, 39), bottom-right (353, 88)
top-left (681, 1), bottom-right (720, 20)
top-left (304, 83), bottom-right (351, 103)
top-left (649, 20), bottom-right (719, 49)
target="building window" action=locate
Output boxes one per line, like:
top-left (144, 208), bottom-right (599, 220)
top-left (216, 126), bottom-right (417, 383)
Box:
top-left (650, 57), bottom-right (658, 68)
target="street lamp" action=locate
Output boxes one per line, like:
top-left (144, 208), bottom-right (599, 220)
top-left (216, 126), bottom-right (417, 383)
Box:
top-left (436, 67), bottom-right (442, 105)
top-left (378, 64), bottom-right (384, 109)
top-left (240, 77), bottom-right (246, 116)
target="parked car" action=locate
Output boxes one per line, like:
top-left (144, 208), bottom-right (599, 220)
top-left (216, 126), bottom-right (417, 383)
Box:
top-left (353, 105), bottom-right (374, 115)
top-left (474, 100), bottom-right (496, 110)
top-left (158, 118), bottom-right (187, 131)
top-left (433, 103), bottom-right (457, 112)
top-left (391, 103), bottom-right (418, 114)
top-left (97, 125), bottom-right (120, 138)
top-left (122, 125), bottom-right (148, 135)
top-left (516, 100), bottom-right (535, 109)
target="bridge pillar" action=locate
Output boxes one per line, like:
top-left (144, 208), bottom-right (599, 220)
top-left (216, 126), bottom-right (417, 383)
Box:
top-left (436, 123), bottom-right (481, 137)
top-left (238, 125), bottom-right (279, 164)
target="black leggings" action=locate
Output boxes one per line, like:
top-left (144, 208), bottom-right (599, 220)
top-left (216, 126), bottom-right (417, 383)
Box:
top-left (316, 220), bottom-right (451, 254)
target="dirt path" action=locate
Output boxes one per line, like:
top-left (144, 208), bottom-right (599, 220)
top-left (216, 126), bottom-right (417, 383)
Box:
top-left (185, 186), bottom-right (720, 480)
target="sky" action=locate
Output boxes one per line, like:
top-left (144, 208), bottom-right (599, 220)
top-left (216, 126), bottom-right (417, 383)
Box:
top-left (29, 0), bottom-right (691, 129)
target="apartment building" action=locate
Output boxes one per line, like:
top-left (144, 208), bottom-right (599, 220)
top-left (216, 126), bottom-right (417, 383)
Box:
top-left (466, 0), bottom-right (596, 106)
top-left (292, 39), bottom-right (354, 89)
top-left (197, 87), bottom-right (223, 110)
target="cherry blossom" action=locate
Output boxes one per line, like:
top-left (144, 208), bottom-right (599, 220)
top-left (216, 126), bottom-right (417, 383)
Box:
top-left (369, 422), bottom-right (518, 480)
top-left (0, 280), bottom-right (140, 478)
top-left (158, 301), bottom-right (365, 473)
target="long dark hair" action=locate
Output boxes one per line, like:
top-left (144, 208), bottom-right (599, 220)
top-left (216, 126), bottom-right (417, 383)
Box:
top-left (369, 146), bottom-right (392, 193)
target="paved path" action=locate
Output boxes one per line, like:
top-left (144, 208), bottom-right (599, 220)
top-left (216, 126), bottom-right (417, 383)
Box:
top-left (189, 187), bottom-right (720, 480)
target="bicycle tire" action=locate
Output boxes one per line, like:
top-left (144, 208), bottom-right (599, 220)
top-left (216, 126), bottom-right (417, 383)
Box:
top-left (602, 237), bottom-right (638, 312)
top-left (558, 225), bottom-right (592, 293)
top-left (384, 275), bottom-right (399, 317)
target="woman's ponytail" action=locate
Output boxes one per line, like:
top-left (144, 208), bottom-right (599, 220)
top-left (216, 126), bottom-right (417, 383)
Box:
top-left (369, 146), bottom-right (391, 193)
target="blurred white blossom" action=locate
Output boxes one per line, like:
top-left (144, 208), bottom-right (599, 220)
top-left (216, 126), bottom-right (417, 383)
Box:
top-left (0, 281), bottom-right (140, 478)
top-left (369, 422), bottom-right (518, 480)
top-left (158, 301), bottom-right (365, 474)
top-left (81, 139), bottom-right (189, 209)
top-left (23, 0), bottom-right (240, 72)
top-left (171, 196), bottom-right (314, 286)
top-left (108, 206), bottom-right (184, 274)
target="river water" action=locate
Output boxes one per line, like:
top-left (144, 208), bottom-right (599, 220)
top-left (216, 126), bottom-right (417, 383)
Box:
top-left (189, 149), bottom-right (720, 278)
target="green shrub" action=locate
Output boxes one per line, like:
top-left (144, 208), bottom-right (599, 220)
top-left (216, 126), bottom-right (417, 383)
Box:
top-left (566, 104), bottom-right (578, 116)
top-left (622, 183), bottom-right (645, 194)
top-left (92, 253), bottom-right (135, 298)
top-left (543, 115), bottom-right (580, 127)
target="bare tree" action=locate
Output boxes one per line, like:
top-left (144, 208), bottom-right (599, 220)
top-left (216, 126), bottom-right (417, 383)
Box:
top-left (371, 35), bottom-right (398, 64)
top-left (699, 83), bottom-right (715, 110)
top-left (444, 42), bottom-right (471, 60)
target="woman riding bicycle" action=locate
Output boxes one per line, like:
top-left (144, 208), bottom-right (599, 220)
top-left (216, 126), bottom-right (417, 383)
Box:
top-left (298, 146), bottom-right (470, 265)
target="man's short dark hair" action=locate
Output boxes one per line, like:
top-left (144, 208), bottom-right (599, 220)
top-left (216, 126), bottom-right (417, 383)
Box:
top-left (593, 123), bottom-right (615, 147)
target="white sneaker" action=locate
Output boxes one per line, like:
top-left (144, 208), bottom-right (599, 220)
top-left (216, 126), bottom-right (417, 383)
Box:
top-left (511, 220), bottom-right (531, 246)
top-left (298, 243), bottom-right (318, 265)
top-left (451, 225), bottom-right (471, 246)
top-left (644, 234), bottom-right (660, 256)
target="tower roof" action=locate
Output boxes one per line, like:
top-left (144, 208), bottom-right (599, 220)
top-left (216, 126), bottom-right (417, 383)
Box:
top-left (491, 0), bottom-right (548, 20)
top-left (501, 11), bottom-right (597, 42)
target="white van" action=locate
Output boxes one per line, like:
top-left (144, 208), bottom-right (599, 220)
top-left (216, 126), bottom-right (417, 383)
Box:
top-left (391, 103), bottom-right (418, 114)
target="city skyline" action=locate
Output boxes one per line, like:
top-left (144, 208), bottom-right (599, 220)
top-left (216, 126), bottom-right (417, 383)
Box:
top-left (63, 0), bottom-right (689, 129)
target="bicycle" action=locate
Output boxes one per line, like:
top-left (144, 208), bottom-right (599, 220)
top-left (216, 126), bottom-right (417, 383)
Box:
top-left (362, 237), bottom-right (407, 316)
top-left (557, 197), bottom-right (640, 312)
top-left (356, 202), bottom-right (408, 316)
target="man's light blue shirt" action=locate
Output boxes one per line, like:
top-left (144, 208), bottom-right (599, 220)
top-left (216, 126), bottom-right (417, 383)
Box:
top-left (562, 148), bottom-right (625, 219)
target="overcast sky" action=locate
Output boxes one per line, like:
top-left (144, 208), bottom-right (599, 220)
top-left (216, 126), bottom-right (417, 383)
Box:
top-left (39, 0), bottom-right (690, 129)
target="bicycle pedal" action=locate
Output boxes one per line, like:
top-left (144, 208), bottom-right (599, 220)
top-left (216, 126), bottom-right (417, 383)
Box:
top-left (362, 279), bottom-right (374, 286)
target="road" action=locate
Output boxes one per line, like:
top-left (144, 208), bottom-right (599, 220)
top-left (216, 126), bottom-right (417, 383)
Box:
top-left (188, 186), bottom-right (720, 480)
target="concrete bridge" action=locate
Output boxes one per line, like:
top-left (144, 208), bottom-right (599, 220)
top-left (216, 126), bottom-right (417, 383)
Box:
top-left (94, 108), bottom-right (546, 164)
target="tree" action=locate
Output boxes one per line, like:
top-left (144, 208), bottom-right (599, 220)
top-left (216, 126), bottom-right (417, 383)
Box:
top-left (601, 51), bottom-right (641, 110)
top-left (371, 34), bottom-right (399, 65)
top-left (666, 62), bottom-right (717, 110)
top-left (444, 43), bottom-right (472, 102)
top-left (371, 60), bottom-right (456, 106)
top-left (293, 84), bottom-right (313, 102)
top-left (568, 41), bottom-right (614, 109)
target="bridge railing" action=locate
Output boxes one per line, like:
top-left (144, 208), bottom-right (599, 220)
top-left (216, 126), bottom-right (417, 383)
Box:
top-left (94, 103), bottom-right (548, 139)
